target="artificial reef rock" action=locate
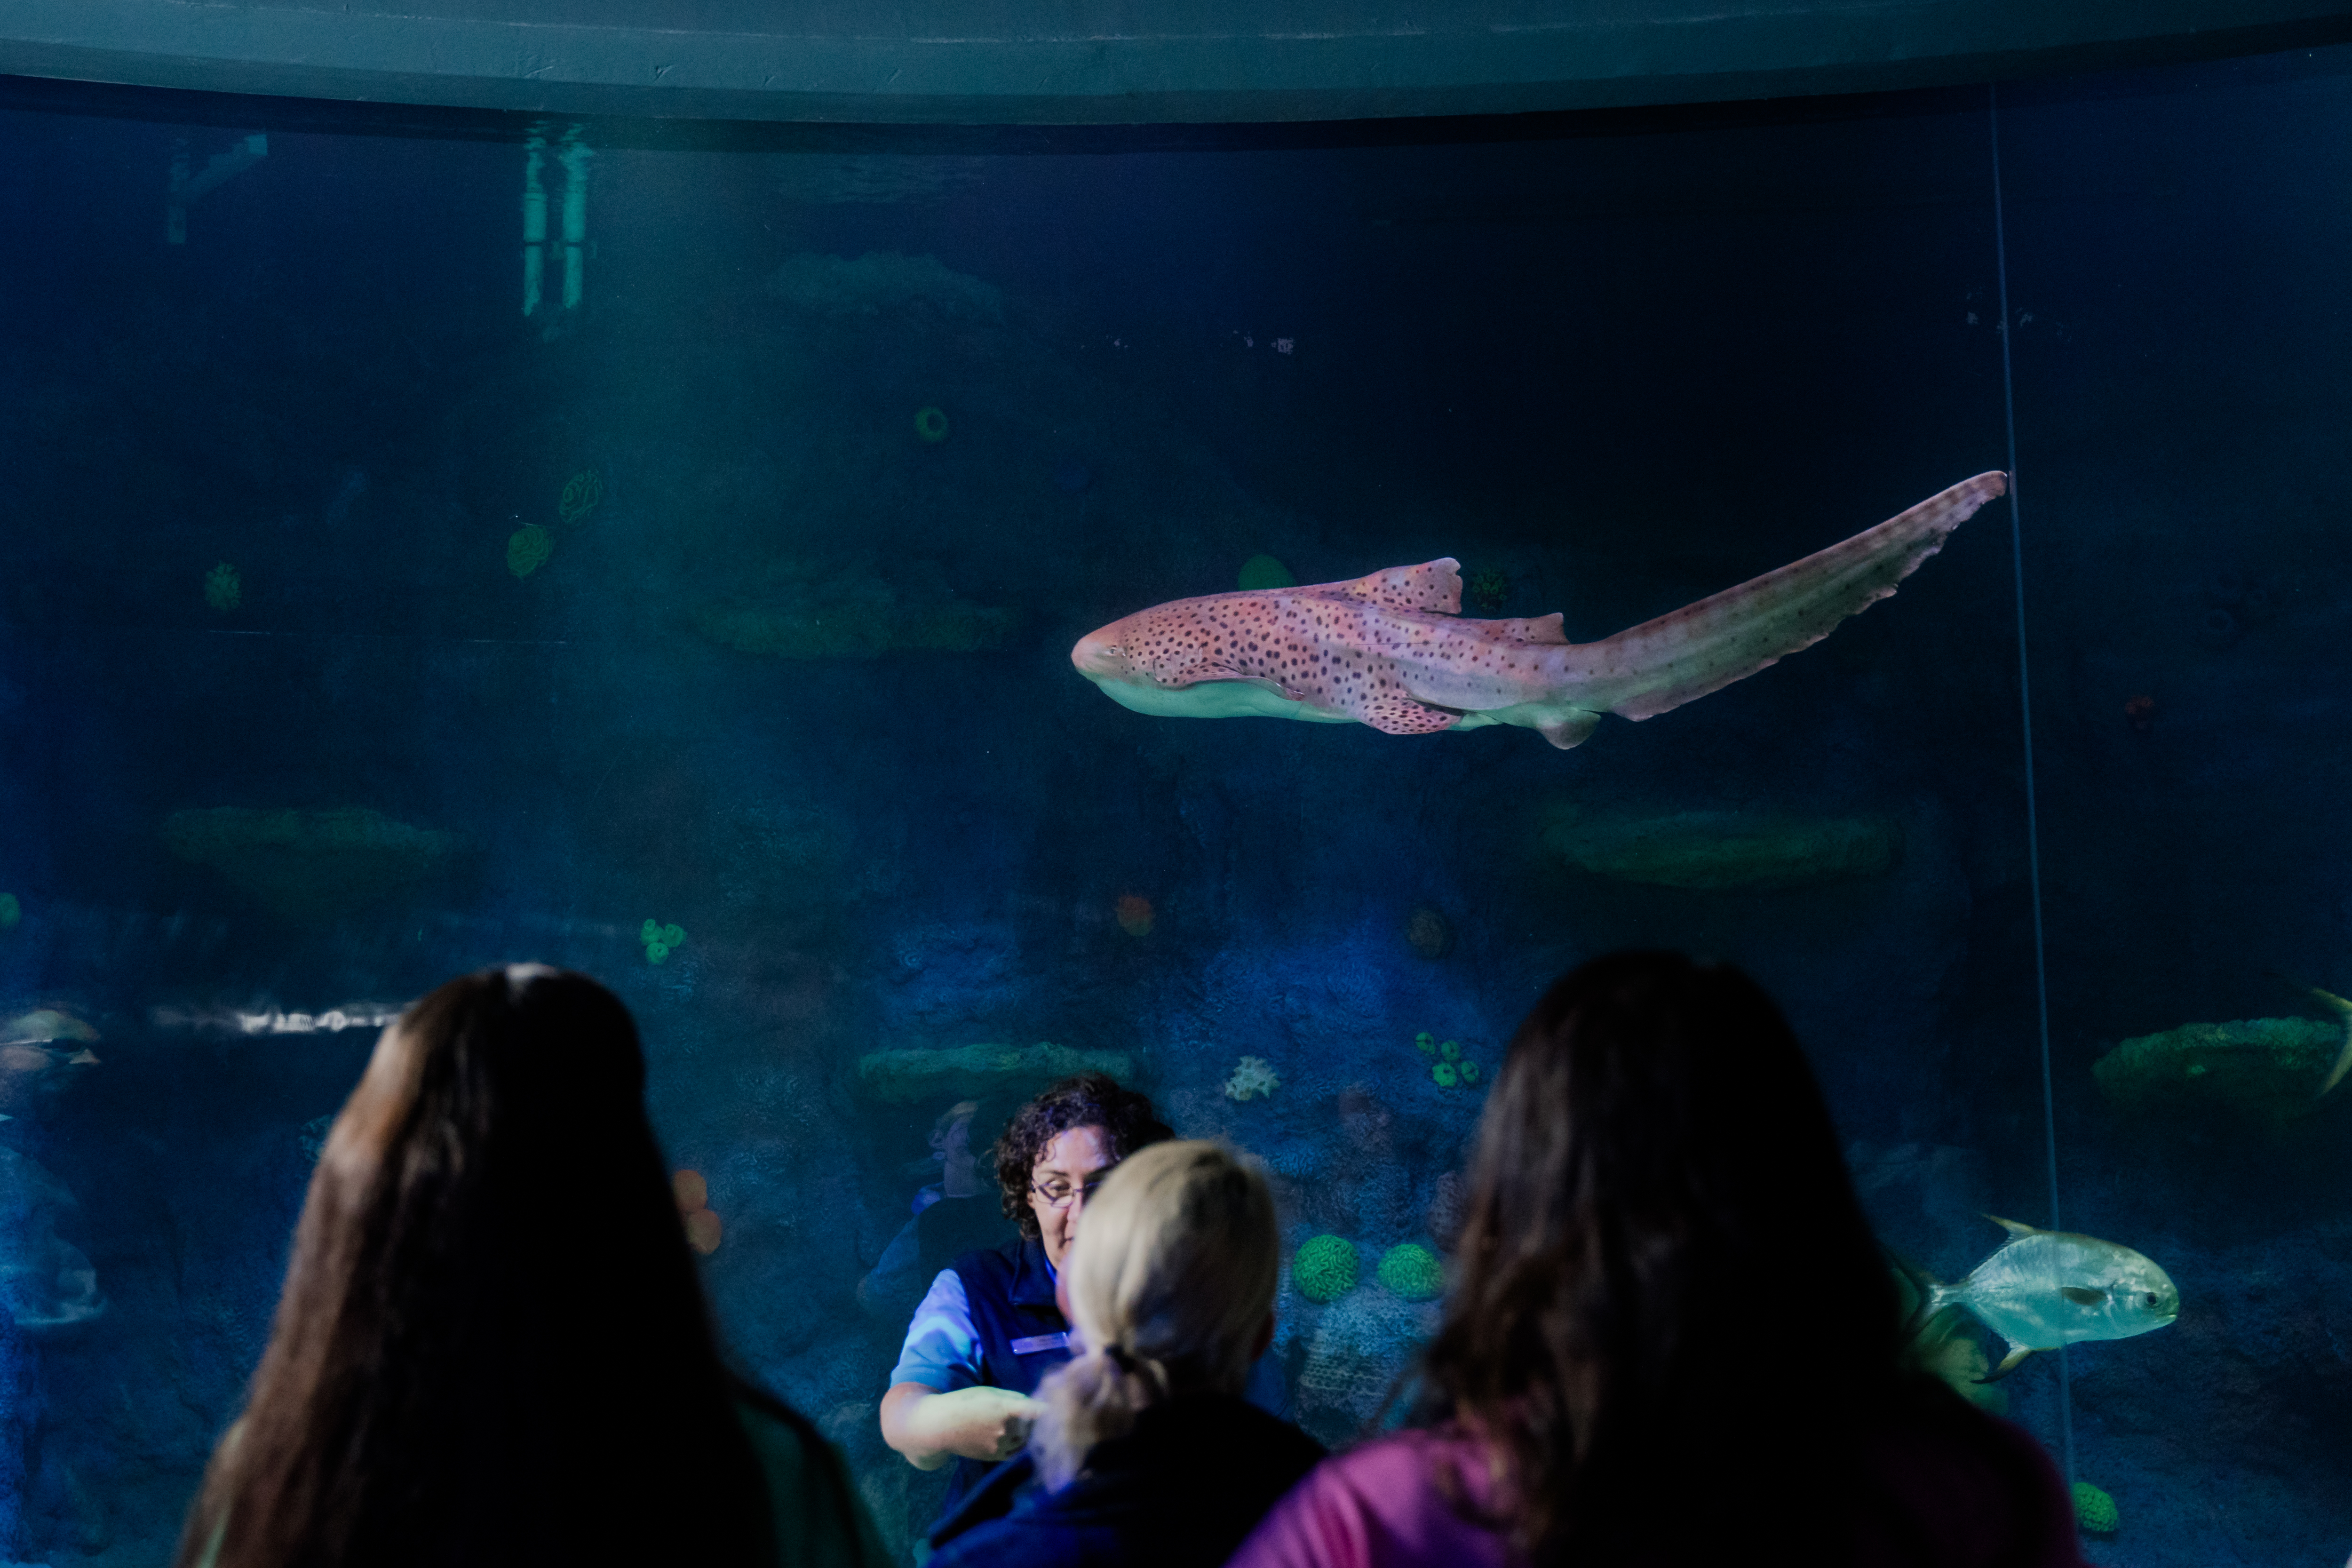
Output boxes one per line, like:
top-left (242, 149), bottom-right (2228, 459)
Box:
top-left (161, 806), bottom-right (464, 919)
top-left (855, 1042), bottom-right (1134, 1104)
top-left (1541, 805), bottom-right (1899, 891)
top-left (2091, 1015), bottom-right (2349, 1125)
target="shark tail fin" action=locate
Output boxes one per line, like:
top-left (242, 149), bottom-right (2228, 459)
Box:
top-left (1572, 472), bottom-right (2007, 724)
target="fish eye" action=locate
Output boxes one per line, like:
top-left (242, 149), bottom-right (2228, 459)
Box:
top-left (2144, 1292), bottom-right (2159, 1305)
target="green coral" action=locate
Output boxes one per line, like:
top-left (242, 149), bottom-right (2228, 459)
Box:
top-left (204, 563), bottom-right (241, 612)
top-left (914, 406), bottom-right (950, 443)
top-left (2070, 1481), bottom-right (2118, 1535)
top-left (559, 469), bottom-right (604, 524)
top-left (1438, 1039), bottom-right (1461, 1062)
top-left (1237, 554), bottom-right (1296, 591)
top-left (1464, 566), bottom-right (1509, 612)
top-left (1414, 1032), bottom-right (1437, 1057)
top-left (1376, 1242), bottom-right (1444, 1302)
top-left (1459, 1060), bottom-right (1481, 1085)
top-left (508, 524), bottom-right (555, 578)
top-left (1292, 1235), bottom-right (1359, 1303)
top-left (0, 892), bottom-right (17, 930)
top-left (1432, 1061), bottom-right (1459, 1088)
top-left (642, 919), bottom-right (687, 965)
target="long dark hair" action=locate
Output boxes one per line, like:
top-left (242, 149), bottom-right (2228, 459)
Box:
top-left (175, 966), bottom-right (775, 1568)
top-left (1416, 952), bottom-right (1918, 1562)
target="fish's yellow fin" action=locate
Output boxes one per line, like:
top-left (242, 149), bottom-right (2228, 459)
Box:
top-left (1981, 1344), bottom-right (2037, 1381)
top-left (1985, 1214), bottom-right (2043, 1237)
top-left (2309, 987), bottom-right (2352, 1097)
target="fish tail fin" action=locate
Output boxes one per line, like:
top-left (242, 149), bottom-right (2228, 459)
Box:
top-left (2309, 987), bottom-right (2352, 1096)
top-left (1885, 1247), bottom-right (1951, 1338)
top-left (1561, 473), bottom-right (2006, 723)
top-left (2262, 970), bottom-right (2352, 1096)
top-left (1980, 1344), bottom-right (2037, 1381)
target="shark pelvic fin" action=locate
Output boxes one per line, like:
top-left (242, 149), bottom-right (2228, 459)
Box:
top-left (1537, 710), bottom-right (1601, 750)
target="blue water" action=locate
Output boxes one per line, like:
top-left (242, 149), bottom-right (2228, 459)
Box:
top-left (0, 46), bottom-right (2348, 1564)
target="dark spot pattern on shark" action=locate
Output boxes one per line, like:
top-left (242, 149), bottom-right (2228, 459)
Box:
top-left (1071, 472), bottom-right (2009, 748)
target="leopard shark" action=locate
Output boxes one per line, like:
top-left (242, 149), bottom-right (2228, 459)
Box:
top-left (1071, 472), bottom-right (2007, 748)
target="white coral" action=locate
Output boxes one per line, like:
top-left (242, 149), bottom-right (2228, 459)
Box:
top-left (1223, 1056), bottom-right (1280, 1102)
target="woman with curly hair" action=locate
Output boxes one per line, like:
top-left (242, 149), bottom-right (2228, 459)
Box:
top-left (880, 1072), bottom-right (1173, 1522)
top-left (1232, 952), bottom-right (2085, 1568)
top-left (175, 965), bottom-right (886, 1568)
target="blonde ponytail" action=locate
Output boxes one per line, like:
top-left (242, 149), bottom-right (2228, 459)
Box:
top-left (1029, 1142), bottom-right (1277, 1490)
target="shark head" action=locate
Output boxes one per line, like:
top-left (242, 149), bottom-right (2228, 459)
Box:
top-left (1071, 623), bottom-right (1141, 685)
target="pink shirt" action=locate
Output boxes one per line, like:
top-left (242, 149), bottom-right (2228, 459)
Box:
top-left (1230, 1415), bottom-right (2088, 1568)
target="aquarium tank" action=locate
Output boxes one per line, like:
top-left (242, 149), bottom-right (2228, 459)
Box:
top-left (0, 6), bottom-right (2348, 1562)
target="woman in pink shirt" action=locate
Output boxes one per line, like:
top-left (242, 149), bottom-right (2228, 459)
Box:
top-left (1232, 952), bottom-right (2088, 1568)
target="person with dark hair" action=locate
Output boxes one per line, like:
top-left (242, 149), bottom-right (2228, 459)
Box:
top-left (1232, 951), bottom-right (2088, 1568)
top-left (879, 1072), bottom-right (1174, 1522)
top-left (175, 965), bottom-right (888, 1568)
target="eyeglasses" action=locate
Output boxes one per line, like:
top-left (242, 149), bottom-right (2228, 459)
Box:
top-left (1030, 1171), bottom-right (1112, 1210)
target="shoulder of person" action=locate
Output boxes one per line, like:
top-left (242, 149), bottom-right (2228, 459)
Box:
top-left (731, 1383), bottom-right (896, 1568)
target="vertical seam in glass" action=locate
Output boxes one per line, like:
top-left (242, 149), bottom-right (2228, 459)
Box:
top-left (1988, 80), bottom-right (2074, 1487)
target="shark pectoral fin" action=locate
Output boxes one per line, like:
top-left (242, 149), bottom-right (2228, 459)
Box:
top-left (1981, 1344), bottom-right (2037, 1381)
top-left (2060, 1285), bottom-right (2106, 1306)
top-left (1985, 1214), bottom-right (2043, 1238)
top-left (1180, 664), bottom-right (1296, 698)
top-left (1536, 711), bottom-right (1601, 750)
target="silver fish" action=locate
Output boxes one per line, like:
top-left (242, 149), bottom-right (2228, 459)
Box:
top-left (0, 1010), bottom-right (97, 1048)
top-left (1914, 1215), bottom-right (2179, 1377)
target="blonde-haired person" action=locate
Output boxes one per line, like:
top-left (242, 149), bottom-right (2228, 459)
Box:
top-left (923, 1141), bottom-right (1326, 1568)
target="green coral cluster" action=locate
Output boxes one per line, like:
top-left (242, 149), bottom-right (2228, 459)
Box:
top-left (641, 919), bottom-right (687, 965)
top-left (914, 406), bottom-right (951, 444)
top-left (1464, 566), bottom-right (1509, 612)
top-left (0, 892), bottom-right (18, 931)
top-left (1376, 1242), bottom-right (1444, 1302)
top-left (1237, 554), bottom-right (1296, 591)
top-left (204, 563), bottom-right (242, 612)
top-left (1292, 1235), bottom-right (1359, 1303)
top-left (507, 524), bottom-right (555, 578)
top-left (2070, 1481), bottom-right (2118, 1535)
top-left (1415, 1032), bottom-right (1484, 1089)
top-left (559, 469), bottom-right (604, 524)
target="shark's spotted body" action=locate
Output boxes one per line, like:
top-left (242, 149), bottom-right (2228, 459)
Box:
top-left (1073, 473), bottom-right (2007, 748)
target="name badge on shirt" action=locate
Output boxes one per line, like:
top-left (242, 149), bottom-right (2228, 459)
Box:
top-left (1010, 1332), bottom-right (1070, 1355)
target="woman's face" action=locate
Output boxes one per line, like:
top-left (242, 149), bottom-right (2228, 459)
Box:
top-left (1029, 1124), bottom-right (1114, 1273)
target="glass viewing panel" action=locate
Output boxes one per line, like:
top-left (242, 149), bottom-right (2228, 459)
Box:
top-left (0, 48), bottom-right (2343, 1565)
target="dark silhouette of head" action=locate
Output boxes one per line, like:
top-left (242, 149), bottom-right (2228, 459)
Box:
top-left (176, 966), bottom-right (774, 1568)
top-left (1418, 951), bottom-right (1912, 1563)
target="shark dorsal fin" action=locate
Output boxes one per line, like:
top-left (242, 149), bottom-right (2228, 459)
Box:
top-left (1986, 1214), bottom-right (2043, 1238)
top-left (1490, 613), bottom-right (1567, 645)
top-left (1333, 559), bottom-right (1462, 614)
